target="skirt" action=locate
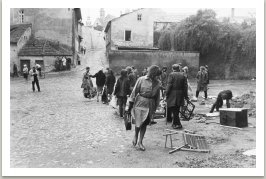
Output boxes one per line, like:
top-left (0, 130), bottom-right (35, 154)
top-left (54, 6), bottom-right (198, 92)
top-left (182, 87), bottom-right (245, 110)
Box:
top-left (142, 115), bottom-right (151, 127)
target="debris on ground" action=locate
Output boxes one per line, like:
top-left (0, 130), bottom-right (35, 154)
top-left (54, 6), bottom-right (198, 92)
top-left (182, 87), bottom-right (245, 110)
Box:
top-left (206, 112), bottom-right (219, 117)
top-left (199, 100), bottom-right (206, 105)
top-left (231, 91), bottom-right (256, 117)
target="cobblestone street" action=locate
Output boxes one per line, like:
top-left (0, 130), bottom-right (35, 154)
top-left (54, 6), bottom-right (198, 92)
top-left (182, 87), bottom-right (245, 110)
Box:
top-left (10, 30), bottom-right (256, 168)
top-left (10, 67), bottom-right (256, 168)
top-left (10, 48), bottom-right (133, 168)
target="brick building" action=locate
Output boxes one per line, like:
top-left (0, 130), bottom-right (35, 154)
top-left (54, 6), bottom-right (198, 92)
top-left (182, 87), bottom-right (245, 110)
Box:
top-left (18, 37), bottom-right (72, 72)
top-left (10, 8), bottom-right (83, 72)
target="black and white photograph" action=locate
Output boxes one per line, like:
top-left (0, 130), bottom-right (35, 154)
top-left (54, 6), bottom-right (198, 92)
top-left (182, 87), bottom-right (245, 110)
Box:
top-left (2, 0), bottom-right (264, 176)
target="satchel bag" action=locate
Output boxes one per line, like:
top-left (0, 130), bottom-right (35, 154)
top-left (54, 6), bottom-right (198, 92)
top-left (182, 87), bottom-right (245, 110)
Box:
top-left (124, 111), bottom-right (132, 130)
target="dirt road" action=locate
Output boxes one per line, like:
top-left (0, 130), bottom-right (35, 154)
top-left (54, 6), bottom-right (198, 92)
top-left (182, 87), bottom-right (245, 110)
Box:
top-left (10, 73), bottom-right (256, 168)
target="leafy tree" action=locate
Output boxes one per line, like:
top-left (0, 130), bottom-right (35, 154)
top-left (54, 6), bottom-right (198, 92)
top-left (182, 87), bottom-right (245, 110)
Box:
top-left (158, 30), bottom-right (172, 51)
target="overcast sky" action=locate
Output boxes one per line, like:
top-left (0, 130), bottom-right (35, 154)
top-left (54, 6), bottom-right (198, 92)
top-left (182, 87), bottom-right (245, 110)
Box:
top-left (81, 8), bottom-right (256, 23)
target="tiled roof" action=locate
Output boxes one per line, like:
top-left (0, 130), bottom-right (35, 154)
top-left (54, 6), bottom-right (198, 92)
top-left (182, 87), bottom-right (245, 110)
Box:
top-left (10, 23), bottom-right (32, 43)
top-left (18, 37), bottom-right (72, 56)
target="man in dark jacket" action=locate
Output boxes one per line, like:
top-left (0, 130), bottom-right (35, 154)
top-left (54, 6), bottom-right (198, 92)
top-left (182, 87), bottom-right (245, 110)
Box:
top-left (210, 90), bottom-right (233, 113)
top-left (166, 64), bottom-right (188, 129)
top-left (90, 70), bottom-right (106, 102)
top-left (114, 69), bottom-right (131, 117)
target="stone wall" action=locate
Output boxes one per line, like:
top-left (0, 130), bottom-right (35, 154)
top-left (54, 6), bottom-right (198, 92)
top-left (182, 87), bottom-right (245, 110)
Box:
top-left (108, 50), bottom-right (199, 77)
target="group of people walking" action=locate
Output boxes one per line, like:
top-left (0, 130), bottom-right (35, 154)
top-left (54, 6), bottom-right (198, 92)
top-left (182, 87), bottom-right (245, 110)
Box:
top-left (81, 67), bottom-right (116, 103)
top-left (81, 63), bottom-right (211, 151)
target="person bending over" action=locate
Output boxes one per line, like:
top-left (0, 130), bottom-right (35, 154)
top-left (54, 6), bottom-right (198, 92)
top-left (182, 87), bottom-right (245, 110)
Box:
top-left (209, 90), bottom-right (233, 113)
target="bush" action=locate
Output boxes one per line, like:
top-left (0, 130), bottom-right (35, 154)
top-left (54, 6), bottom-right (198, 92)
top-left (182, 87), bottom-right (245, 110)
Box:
top-left (157, 9), bottom-right (256, 79)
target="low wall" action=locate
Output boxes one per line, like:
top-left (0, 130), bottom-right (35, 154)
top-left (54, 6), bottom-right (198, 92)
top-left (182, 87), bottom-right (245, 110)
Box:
top-left (108, 50), bottom-right (200, 77)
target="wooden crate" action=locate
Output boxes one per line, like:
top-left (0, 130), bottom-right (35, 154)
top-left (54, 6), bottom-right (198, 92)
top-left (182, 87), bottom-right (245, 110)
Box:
top-left (219, 108), bottom-right (248, 128)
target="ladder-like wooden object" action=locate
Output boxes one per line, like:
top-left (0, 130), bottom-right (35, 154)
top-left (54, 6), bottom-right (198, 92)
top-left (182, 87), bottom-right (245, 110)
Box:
top-left (164, 129), bottom-right (210, 154)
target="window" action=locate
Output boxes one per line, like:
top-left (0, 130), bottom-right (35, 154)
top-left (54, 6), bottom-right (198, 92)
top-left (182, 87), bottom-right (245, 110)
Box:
top-left (125, 30), bottom-right (131, 41)
top-left (137, 14), bottom-right (142, 21)
top-left (19, 10), bottom-right (24, 23)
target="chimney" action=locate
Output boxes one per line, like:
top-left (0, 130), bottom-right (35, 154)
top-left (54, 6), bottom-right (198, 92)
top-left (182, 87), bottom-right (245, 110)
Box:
top-left (231, 8), bottom-right (235, 19)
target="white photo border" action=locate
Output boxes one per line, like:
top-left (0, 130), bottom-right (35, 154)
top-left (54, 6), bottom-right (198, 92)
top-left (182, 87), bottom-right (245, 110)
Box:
top-left (2, 0), bottom-right (264, 176)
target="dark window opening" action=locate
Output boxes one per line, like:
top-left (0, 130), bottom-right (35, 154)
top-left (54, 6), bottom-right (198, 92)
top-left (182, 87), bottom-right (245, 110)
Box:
top-left (19, 10), bottom-right (24, 23)
top-left (137, 14), bottom-right (142, 21)
top-left (125, 30), bottom-right (131, 41)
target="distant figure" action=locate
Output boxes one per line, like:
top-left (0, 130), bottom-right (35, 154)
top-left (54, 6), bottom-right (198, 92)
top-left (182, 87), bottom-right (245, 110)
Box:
top-left (126, 66), bottom-right (137, 93)
top-left (105, 69), bottom-right (116, 101)
top-left (62, 57), bottom-right (67, 70)
top-left (35, 63), bottom-right (42, 77)
top-left (81, 67), bottom-right (93, 98)
top-left (182, 66), bottom-right (193, 97)
top-left (29, 66), bottom-right (40, 92)
top-left (90, 69), bottom-right (106, 102)
top-left (13, 63), bottom-right (19, 77)
top-left (114, 69), bottom-right (131, 117)
top-left (166, 64), bottom-right (188, 129)
top-left (210, 90), bottom-right (233, 113)
top-left (160, 66), bottom-right (168, 98)
top-left (205, 65), bottom-right (210, 84)
top-left (196, 66), bottom-right (208, 100)
top-left (22, 64), bottom-right (29, 81)
top-left (141, 67), bottom-right (148, 76)
top-left (66, 58), bottom-right (71, 70)
top-left (132, 66), bottom-right (139, 79)
top-left (178, 63), bottom-right (183, 72)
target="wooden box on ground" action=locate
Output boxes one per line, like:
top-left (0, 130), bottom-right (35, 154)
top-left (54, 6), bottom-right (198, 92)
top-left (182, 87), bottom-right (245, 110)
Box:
top-left (219, 108), bottom-right (248, 127)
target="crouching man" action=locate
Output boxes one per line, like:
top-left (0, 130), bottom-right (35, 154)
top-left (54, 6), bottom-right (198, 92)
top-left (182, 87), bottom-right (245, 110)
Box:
top-left (210, 90), bottom-right (233, 113)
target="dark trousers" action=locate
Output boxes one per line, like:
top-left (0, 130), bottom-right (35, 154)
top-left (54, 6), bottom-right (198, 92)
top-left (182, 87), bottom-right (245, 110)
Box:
top-left (196, 90), bottom-right (207, 99)
top-left (13, 71), bottom-right (19, 77)
top-left (37, 68), bottom-right (42, 77)
top-left (210, 96), bottom-right (230, 113)
top-left (32, 79), bottom-right (40, 92)
top-left (167, 106), bottom-right (181, 126)
top-left (117, 96), bottom-right (127, 117)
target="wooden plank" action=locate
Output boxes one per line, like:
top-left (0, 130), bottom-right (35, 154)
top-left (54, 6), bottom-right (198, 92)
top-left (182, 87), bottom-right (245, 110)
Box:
top-left (180, 148), bottom-right (210, 153)
top-left (163, 132), bottom-right (179, 136)
top-left (164, 135), bottom-right (168, 148)
top-left (184, 129), bottom-right (195, 134)
top-left (169, 145), bottom-right (185, 154)
top-left (170, 134), bottom-right (173, 148)
top-left (182, 133), bottom-right (186, 145)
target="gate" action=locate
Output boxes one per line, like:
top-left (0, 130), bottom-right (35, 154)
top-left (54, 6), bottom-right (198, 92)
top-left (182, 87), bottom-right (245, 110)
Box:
top-left (20, 59), bottom-right (30, 72)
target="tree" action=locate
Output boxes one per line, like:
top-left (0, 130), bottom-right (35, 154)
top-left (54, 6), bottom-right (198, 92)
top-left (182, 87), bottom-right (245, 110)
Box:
top-left (173, 9), bottom-right (220, 54)
top-left (158, 30), bottom-right (172, 51)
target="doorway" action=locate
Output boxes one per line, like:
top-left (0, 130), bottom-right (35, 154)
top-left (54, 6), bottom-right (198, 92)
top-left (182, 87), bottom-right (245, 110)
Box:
top-left (20, 59), bottom-right (30, 72)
